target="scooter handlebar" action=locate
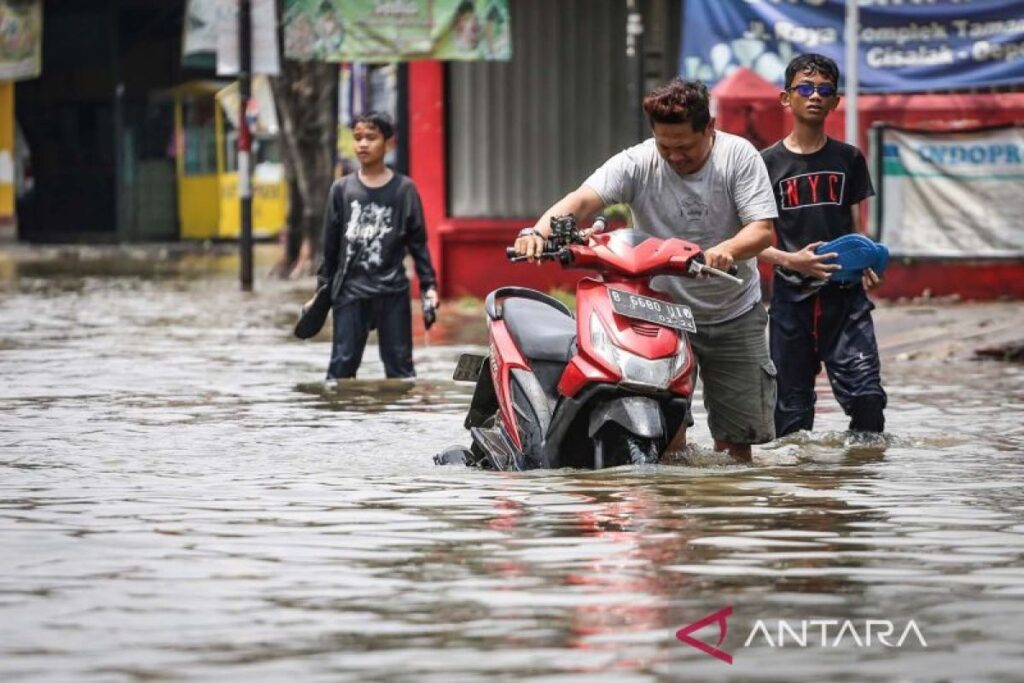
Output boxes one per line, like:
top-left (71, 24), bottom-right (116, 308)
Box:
top-left (505, 246), bottom-right (567, 263)
top-left (687, 258), bottom-right (742, 283)
top-left (504, 242), bottom-right (739, 279)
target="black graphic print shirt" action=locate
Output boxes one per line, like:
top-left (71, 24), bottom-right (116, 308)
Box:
top-left (761, 137), bottom-right (874, 294)
top-left (317, 173), bottom-right (437, 304)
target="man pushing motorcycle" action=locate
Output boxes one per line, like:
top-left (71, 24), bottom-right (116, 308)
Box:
top-left (514, 78), bottom-right (779, 461)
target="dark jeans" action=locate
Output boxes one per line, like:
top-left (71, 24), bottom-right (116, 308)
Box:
top-left (327, 291), bottom-right (415, 379)
top-left (770, 285), bottom-right (886, 436)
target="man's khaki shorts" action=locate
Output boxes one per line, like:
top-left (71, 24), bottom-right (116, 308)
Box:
top-left (686, 303), bottom-right (777, 445)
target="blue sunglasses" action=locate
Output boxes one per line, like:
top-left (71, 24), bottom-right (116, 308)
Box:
top-left (788, 83), bottom-right (837, 98)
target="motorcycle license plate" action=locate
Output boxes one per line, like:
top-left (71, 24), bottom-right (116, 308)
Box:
top-left (453, 353), bottom-right (488, 382)
top-left (607, 289), bottom-right (696, 333)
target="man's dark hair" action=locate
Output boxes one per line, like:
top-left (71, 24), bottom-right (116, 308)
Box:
top-left (352, 111), bottom-right (395, 140)
top-left (784, 53), bottom-right (840, 89)
top-left (641, 78), bottom-right (711, 132)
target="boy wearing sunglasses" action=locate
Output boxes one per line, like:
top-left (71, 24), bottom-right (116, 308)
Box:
top-left (759, 53), bottom-right (887, 437)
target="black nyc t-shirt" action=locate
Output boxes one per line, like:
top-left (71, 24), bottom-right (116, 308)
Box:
top-left (761, 137), bottom-right (874, 294)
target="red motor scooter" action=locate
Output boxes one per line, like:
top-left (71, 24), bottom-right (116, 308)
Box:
top-left (436, 215), bottom-right (740, 470)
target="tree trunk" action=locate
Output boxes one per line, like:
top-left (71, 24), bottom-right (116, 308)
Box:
top-left (270, 60), bottom-right (338, 279)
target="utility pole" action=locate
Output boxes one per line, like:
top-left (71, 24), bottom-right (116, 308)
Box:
top-left (239, 0), bottom-right (254, 291)
top-left (625, 0), bottom-right (645, 142)
top-left (844, 0), bottom-right (859, 147)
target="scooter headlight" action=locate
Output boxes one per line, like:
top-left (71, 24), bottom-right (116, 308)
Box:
top-left (589, 311), bottom-right (621, 373)
top-left (589, 313), bottom-right (688, 390)
top-left (669, 333), bottom-right (689, 379)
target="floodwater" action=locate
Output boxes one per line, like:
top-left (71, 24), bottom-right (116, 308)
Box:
top-left (1, 246), bottom-right (1023, 683)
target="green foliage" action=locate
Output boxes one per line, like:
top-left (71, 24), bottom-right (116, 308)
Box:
top-left (602, 204), bottom-right (632, 226)
top-left (547, 288), bottom-right (576, 309)
top-left (455, 295), bottom-right (483, 311)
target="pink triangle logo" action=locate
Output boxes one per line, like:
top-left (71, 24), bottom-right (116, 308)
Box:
top-left (675, 606), bottom-right (733, 664)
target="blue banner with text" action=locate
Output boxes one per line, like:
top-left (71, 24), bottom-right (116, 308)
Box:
top-left (681, 0), bottom-right (1024, 93)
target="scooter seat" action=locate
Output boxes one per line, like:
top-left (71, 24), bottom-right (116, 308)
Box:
top-left (502, 297), bottom-right (576, 363)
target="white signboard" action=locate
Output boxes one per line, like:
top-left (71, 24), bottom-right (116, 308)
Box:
top-left (183, 0), bottom-right (280, 76)
top-left (880, 127), bottom-right (1024, 257)
top-left (216, 0), bottom-right (281, 76)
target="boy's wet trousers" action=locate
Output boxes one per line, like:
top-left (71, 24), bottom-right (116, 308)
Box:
top-left (327, 290), bottom-right (415, 379)
top-left (770, 285), bottom-right (887, 436)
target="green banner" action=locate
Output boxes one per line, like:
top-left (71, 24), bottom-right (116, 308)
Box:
top-left (0, 0), bottom-right (42, 81)
top-left (283, 0), bottom-right (511, 62)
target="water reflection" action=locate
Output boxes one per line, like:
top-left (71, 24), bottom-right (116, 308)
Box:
top-left (0, 247), bottom-right (1022, 682)
top-left (297, 379), bottom-right (469, 414)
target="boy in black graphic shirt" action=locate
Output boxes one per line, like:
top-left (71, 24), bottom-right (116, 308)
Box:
top-left (760, 54), bottom-right (886, 436)
top-left (314, 112), bottom-right (438, 379)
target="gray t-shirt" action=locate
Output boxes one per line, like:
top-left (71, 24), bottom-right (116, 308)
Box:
top-left (584, 131), bottom-right (778, 325)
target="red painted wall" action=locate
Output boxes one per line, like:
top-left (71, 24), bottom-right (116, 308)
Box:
top-left (874, 261), bottom-right (1024, 300)
top-left (439, 222), bottom-right (582, 299)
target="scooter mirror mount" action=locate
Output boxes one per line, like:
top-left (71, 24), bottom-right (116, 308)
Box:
top-left (549, 214), bottom-right (587, 248)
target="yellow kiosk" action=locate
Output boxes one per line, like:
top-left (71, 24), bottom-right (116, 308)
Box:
top-left (173, 78), bottom-right (287, 240)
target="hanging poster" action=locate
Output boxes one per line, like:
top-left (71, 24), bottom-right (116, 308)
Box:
top-left (879, 126), bottom-right (1024, 257)
top-left (216, 0), bottom-right (281, 76)
top-left (283, 0), bottom-right (511, 62)
top-left (0, 0), bottom-right (41, 81)
top-left (182, 0), bottom-right (218, 57)
top-left (182, 0), bottom-right (281, 76)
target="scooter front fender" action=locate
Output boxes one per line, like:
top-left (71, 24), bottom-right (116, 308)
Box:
top-left (587, 396), bottom-right (665, 439)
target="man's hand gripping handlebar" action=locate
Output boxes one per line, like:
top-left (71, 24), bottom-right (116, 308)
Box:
top-left (686, 254), bottom-right (743, 284)
top-left (508, 215), bottom-right (592, 264)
